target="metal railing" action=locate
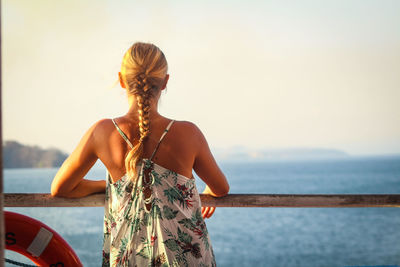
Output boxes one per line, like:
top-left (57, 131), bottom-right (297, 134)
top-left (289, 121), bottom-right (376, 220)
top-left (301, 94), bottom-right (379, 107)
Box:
top-left (4, 193), bottom-right (400, 208)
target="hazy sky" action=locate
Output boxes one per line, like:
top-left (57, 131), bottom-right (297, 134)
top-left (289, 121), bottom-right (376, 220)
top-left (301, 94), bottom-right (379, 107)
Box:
top-left (2, 0), bottom-right (400, 156)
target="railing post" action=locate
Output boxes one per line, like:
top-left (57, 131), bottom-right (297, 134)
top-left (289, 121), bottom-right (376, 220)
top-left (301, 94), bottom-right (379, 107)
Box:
top-left (0, 0), bottom-right (5, 265)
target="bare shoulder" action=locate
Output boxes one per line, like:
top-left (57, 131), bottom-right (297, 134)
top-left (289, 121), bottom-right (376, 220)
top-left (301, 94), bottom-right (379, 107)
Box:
top-left (94, 118), bottom-right (113, 128)
top-left (172, 120), bottom-right (198, 131)
top-left (169, 120), bottom-right (209, 157)
top-left (171, 120), bottom-right (205, 139)
top-left (88, 118), bottom-right (115, 141)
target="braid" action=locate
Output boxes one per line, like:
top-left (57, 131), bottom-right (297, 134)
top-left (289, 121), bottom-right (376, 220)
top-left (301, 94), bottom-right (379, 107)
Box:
top-left (137, 94), bottom-right (151, 142)
top-left (120, 42), bottom-right (168, 181)
top-left (125, 81), bottom-right (152, 180)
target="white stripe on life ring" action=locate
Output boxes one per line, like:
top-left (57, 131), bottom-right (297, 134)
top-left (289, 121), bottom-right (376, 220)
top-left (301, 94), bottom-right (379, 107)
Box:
top-left (27, 227), bottom-right (53, 257)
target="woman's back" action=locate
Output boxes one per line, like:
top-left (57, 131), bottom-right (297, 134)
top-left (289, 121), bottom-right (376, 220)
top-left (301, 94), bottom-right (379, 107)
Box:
top-left (94, 115), bottom-right (202, 183)
top-left (101, 116), bottom-right (217, 266)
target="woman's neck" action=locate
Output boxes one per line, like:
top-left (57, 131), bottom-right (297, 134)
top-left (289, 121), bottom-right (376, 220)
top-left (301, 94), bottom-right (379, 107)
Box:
top-left (126, 94), bottom-right (162, 121)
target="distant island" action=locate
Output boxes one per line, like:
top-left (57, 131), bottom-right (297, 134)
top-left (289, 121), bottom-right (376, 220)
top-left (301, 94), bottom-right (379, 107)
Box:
top-left (3, 140), bottom-right (68, 168)
top-left (2, 140), bottom-right (352, 168)
top-left (212, 147), bottom-right (350, 162)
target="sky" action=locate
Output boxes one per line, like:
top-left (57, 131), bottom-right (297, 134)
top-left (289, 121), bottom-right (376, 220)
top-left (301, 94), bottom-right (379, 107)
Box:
top-left (2, 0), bottom-right (400, 156)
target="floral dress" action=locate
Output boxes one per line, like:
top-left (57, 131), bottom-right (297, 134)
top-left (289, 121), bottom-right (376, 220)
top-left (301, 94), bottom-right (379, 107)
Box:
top-left (102, 119), bottom-right (216, 267)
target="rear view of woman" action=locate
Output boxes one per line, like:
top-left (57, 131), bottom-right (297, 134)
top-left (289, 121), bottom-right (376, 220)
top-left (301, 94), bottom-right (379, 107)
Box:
top-left (51, 42), bottom-right (230, 266)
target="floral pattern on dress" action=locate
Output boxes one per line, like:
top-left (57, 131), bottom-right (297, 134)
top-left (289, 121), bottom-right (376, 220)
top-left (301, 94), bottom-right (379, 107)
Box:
top-left (102, 158), bottom-right (216, 267)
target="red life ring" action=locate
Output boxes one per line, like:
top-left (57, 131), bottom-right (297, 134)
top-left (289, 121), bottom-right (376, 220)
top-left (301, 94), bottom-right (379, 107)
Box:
top-left (5, 211), bottom-right (83, 267)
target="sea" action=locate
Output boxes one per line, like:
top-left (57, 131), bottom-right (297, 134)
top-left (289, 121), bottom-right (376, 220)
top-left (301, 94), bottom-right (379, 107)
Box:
top-left (3, 155), bottom-right (400, 267)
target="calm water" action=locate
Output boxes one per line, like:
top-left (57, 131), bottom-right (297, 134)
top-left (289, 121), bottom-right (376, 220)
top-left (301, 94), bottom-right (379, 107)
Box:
top-left (4, 155), bottom-right (400, 267)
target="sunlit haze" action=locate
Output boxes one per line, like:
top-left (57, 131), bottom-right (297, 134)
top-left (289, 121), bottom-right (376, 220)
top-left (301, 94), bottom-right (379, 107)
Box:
top-left (2, 0), bottom-right (400, 156)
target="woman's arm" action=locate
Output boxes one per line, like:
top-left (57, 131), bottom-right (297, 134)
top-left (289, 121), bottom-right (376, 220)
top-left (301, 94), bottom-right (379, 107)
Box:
top-left (51, 121), bottom-right (106, 198)
top-left (192, 124), bottom-right (229, 218)
top-left (193, 125), bottom-right (229, 197)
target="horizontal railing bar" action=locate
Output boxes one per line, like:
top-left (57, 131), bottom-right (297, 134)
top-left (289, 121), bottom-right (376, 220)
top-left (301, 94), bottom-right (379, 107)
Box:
top-left (3, 193), bottom-right (400, 208)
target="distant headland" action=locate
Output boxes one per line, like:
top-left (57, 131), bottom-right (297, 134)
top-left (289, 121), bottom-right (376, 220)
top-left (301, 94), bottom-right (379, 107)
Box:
top-left (2, 140), bottom-right (361, 168)
top-left (3, 140), bottom-right (68, 168)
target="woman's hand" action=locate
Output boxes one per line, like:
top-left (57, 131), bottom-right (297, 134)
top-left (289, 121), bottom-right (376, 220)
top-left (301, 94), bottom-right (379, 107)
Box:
top-left (201, 206), bottom-right (215, 219)
top-left (201, 186), bottom-right (219, 219)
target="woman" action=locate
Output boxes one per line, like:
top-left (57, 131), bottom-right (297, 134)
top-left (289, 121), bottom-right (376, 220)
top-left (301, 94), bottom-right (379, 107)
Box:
top-left (51, 42), bottom-right (230, 266)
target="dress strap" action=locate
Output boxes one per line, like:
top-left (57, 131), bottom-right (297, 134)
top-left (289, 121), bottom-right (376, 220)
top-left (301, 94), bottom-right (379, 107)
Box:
top-left (149, 120), bottom-right (175, 161)
top-left (111, 119), bottom-right (134, 149)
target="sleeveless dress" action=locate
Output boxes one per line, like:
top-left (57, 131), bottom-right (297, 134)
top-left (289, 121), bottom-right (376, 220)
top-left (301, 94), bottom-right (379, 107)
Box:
top-left (102, 119), bottom-right (217, 267)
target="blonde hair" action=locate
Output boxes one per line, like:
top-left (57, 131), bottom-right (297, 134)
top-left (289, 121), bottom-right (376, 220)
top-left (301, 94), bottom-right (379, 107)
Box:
top-left (120, 42), bottom-right (168, 180)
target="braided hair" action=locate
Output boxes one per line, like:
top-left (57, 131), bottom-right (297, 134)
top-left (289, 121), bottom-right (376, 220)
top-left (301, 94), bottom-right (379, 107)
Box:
top-left (119, 42), bottom-right (168, 180)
